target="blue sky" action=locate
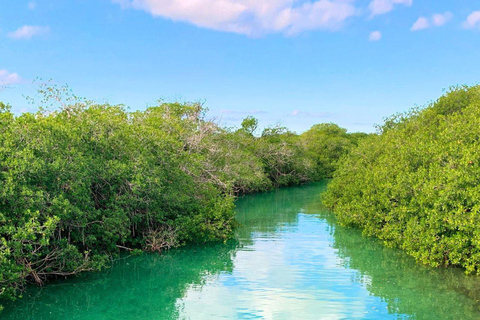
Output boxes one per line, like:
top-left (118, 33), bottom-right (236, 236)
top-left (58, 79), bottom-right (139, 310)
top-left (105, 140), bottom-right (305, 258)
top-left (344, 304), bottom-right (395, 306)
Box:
top-left (1, 0), bottom-right (480, 133)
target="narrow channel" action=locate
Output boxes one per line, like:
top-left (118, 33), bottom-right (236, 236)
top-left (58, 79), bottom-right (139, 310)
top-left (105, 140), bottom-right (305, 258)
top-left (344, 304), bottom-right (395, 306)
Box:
top-left (3, 182), bottom-right (480, 319)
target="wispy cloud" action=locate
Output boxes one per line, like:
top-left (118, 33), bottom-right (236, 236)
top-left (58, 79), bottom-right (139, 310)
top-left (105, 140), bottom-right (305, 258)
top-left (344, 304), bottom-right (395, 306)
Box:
top-left (432, 12), bottom-right (452, 27)
top-left (291, 110), bottom-right (333, 118)
top-left (463, 11), bottom-right (480, 30)
top-left (369, 30), bottom-right (382, 41)
top-left (0, 69), bottom-right (22, 85)
top-left (411, 17), bottom-right (428, 31)
top-left (217, 109), bottom-right (268, 121)
top-left (411, 12), bottom-right (452, 31)
top-left (368, 0), bottom-right (412, 18)
top-left (113, 0), bottom-right (358, 36)
top-left (8, 25), bottom-right (50, 40)
top-left (220, 109), bottom-right (268, 115)
top-left (28, 1), bottom-right (37, 10)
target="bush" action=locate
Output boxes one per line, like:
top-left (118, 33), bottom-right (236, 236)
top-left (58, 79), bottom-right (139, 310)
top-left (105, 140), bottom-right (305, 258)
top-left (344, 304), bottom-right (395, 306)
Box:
top-left (0, 101), bottom-right (235, 304)
top-left (0, 87), bottom-right (360, 308)
top-left (324, 85), bottom-right (480, 273)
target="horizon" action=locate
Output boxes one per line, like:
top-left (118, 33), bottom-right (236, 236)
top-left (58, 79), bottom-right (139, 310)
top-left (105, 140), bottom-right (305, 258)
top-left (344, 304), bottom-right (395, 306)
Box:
top-left (1, 0), bottom-right (480, 133)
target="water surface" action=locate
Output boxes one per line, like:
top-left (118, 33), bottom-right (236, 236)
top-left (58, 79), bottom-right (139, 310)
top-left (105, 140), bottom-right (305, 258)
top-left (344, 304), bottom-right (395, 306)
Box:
top-left (3, 182), bottom-right (480, 319)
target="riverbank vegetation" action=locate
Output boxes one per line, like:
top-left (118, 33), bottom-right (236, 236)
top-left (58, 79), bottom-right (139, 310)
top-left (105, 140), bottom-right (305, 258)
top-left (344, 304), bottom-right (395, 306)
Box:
top-left (0, 87), bottom-right (362, 308)
top-left (325, 85), bottom-right (480, 273)
top-left (4, 84), bottom-right (480, 312)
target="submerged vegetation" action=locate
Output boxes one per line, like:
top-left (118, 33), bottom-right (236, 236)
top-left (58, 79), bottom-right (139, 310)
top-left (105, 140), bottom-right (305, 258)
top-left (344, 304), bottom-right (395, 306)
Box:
top-left (325, 85), bottom-right (480, 273)
top-left (0, 86), bottom-right (360, 308)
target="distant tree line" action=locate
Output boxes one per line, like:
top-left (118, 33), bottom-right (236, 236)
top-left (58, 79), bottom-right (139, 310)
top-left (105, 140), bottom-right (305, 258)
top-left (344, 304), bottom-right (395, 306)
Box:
top-left (0, 87), bottom-right (364, 309)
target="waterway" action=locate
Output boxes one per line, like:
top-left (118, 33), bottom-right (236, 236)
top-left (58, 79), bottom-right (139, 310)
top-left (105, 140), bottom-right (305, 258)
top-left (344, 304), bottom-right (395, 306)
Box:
top-left (3, 182), bottom-right (480, 319)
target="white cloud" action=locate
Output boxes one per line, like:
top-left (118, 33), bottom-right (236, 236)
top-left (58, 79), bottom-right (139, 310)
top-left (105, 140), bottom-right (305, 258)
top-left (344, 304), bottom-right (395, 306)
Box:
top-left (28, 1), bottom-right (37, 10)
top-left (221, 109), bottom-right (268, 115)
top-left (113, 0), bottom-right (358, 36)
top-left (291, 110), bottom-right (333, 117)
top-left (369, 30), bottom-right (382, 41)
top-left (463, 11), bottom-right (480, 30)
top-left (411, 12), bottom-right (452, 31)
top-left (411, 17), bottom-right (429, 31)
top-left (178, 214), bottom-right (384, 319)
top-left (0, 70), bottom-right (22, 85)
top-left (7, 25), bottom-right (50, 40)
top-left (432, 12), bottom-right (452, 27)
top-left (368, 0), bottom-right (412, 18)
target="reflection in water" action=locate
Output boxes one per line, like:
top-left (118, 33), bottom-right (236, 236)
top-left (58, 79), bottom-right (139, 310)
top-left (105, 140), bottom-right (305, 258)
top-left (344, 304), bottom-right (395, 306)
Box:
top-left (3, 182), bottom-right (480, 319)
top-left (2, 242), bottom-right (239, 320)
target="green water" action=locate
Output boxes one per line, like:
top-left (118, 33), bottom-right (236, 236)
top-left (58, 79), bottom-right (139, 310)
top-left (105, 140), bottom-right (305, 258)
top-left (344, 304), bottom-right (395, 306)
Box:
top-left (3, 182), bottom-right (480, 319)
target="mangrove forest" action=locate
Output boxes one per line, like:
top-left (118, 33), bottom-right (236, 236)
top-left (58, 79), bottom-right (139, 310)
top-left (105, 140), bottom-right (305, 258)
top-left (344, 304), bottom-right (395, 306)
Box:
top-left (2, 85), bottom-right (480, 318)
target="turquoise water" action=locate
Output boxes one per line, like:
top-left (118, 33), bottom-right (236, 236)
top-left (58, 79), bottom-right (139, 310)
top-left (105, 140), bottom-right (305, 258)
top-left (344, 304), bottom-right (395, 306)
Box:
top-left (3, 182), bottom-right (480, 319)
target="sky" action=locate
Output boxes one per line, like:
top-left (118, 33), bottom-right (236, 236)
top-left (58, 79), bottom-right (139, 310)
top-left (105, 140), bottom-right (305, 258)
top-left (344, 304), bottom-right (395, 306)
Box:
top-left (0, 0), bottom-right (480, 133)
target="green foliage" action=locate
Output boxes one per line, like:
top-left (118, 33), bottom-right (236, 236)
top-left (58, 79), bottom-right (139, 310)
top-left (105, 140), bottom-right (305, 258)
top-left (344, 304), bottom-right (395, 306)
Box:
top-left (324, 85), bottom-right (480, 273)
top-left (0, 88), bottom-right (358, 308)
top-left (300, 123), bottom-right (364, 179)
top-left (240, 116), bottom-right (258, 136)
top-left (255, 125), bottom-right (314, 187)
top-left (0, 100), bottom-right (235, 305)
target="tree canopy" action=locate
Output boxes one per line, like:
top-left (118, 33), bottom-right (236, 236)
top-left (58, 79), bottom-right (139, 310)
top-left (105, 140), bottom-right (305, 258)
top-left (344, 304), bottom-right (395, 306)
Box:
top-left (325, 85), bottom-right (480, 273)
top-left (0, 91), bottom-right (361, 309)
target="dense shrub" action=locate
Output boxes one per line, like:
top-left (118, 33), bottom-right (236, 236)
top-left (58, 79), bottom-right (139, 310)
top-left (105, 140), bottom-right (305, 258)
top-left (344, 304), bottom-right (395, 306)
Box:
top-left (0, 89), bottom-right (360, 309)
top-left (324, 86), bottom-right (480, 273)
top-left (301, 123), bottom-right (366, 179)
top-left (0, 101), bottom-right (237, 306)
